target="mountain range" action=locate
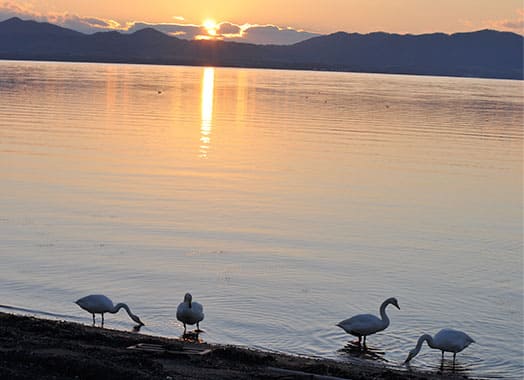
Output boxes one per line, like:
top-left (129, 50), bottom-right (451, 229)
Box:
top-left (0, 17), bottom-right (522, 79)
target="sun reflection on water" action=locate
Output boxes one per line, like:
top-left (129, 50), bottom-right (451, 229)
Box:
top-left (200, 67), bottom-right (215, 158)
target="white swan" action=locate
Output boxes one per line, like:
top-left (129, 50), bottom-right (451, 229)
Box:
top-left (337, 297), bottom-right (400, 346)
top-left (75, 294), bottom-right (144, 327)
top-left (176, 293), bottom-right (204, 333)
top-left (404, 328), bottom-right (475, 365)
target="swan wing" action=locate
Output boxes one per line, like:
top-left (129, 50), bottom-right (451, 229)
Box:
top-left (191, 302), bottom-right (204, 321)
top-left (433, 329), bottom-right (474, 352)
top-left (176, 301), bottom-right (204, 324)
top-left (338, 314), bottom-right (385, 335)
top-left (176, 302), bottom-right (187, 321)
top-left (76, 294), bottom-right (114, 313)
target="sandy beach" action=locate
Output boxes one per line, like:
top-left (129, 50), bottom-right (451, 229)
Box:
top-left (0, 312), bottom-right (475, 380)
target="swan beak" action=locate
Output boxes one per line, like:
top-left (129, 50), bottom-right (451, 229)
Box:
top-left (403, 353), bottom-right (414, 364)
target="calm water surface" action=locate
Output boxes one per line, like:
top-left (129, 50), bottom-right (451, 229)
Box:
top-left (0, 61), bottom-right (522, 379)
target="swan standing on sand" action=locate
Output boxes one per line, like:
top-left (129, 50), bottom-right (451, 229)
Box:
top-left (404, 328), bottom-right (475, 365)
top-left (75, 294), bottom-right (144, 327)
top-left (337, 297), bottom-right (400, 346)
top-left (176, 293), bottom-right (204, 333)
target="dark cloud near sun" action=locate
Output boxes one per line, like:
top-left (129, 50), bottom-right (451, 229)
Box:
top-left (217, 22), bottom-right (241, 35)
top-left (127, 22), bottom-right (319, 44)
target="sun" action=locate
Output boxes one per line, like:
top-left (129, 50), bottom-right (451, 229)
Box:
top-left (203, 19), bottom-right (218, 36)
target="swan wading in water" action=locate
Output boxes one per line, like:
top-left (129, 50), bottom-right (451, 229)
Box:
top-left (176, 293), bottom-right (204, 333)
top-left (337, 297), bottom-right (400, 346)
top-left (75, 294), bottom-right (144, 327)
top-left (404, 328), bottom-right (475, 365)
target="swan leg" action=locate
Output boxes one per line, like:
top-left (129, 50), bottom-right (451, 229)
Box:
top-left (441, 351), bottom-right (444, 361)
top-left (92, 314), bottom-right (95, 326)
top-left (363, 336), bottom-right (367, 348)
top-left (101, 313), bottom-right (104, 328)
top-left (453, 353), bottom-right (456, 367)
top-left (183, 323), bottom-right (187, 333)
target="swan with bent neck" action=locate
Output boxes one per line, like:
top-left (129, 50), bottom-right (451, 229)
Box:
top-left (75, 294), bottom-right (144, 327)
top-left (404, 328), bottom-right (475, 365)
top-left (337, 297), bottom-right (400, 346)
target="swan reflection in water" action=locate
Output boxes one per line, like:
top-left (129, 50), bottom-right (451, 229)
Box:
top-left (438, 359), bottom-right (474, 374)
top-left (338, 341), bottom-right (387, 362)
top-left (405, 357), bottom-right (474, 375)
top-left (180, 330), bottom-right (204, 343)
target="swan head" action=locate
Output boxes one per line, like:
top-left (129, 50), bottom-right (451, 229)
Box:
top-left (386, 297), bottom-right (400, 310)
top-left (184, 293), bottom-right (193, 308)
top-left (403, 350), bottom-right (417, 364)
top-left (131, 314), bottom-right (145, 326)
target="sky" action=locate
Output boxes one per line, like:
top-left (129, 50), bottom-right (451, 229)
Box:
top-left (1, 1), bottom-right (523, 45)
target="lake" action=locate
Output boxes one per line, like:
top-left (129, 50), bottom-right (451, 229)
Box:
top-left (0, 60), bottom-right (522, 379)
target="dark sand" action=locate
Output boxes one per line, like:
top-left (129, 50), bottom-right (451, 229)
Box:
top-left (0, 312), bottom-right (473, 379)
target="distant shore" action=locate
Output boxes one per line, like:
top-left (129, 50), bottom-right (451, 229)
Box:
top-left (1, 17), bottom-right (522, 80)
top-left (0, 312), bottom-right (475, 379)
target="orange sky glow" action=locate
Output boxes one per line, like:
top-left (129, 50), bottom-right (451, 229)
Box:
top-left (1, 0), bottom-right (522, 44)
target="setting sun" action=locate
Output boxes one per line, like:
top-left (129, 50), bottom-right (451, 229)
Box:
top-left (203, 19), bottom-right (218, 36)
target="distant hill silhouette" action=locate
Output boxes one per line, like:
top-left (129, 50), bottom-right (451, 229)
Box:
top-left (0, 17), bottom-right (522, 79)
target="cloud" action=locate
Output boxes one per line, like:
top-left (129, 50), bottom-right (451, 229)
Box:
top-left (0, 1), bottom-right (39, 19)
top-left (501, 19), bottom-right (524, 29)
top-left (127, 21), bottom-right (318, 44)
top-left (232, 24), bottom-right (321, 45)
top-left (0, 1), bottom-right (320, 44)
top-left (47, 14), bottom-right (131, 34)
top-left (217, 22), bottom-right (241, 36)
top-left (482, 8), bottom-right (524, 34)
top-left (0, 1), bottom-right (129, 33)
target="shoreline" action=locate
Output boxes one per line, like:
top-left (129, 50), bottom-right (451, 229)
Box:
top-left (1, 57), bottom-right (522, 82)
top-left (0, 312), bottom-right (475, 379)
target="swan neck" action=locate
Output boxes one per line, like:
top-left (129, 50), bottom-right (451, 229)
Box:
top-left (379, 302), bottom-right (390, 326)
top-left (414, 334), bottom-right (433, 354)
top-left (113, 303), bottom-right (132, 316)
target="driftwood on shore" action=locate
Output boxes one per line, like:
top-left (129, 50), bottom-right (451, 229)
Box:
top-left (0, 312), bottom-right (470, 379)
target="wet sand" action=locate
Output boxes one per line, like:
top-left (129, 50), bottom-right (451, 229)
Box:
top-left (0, 312), bottom-right (473, 379)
